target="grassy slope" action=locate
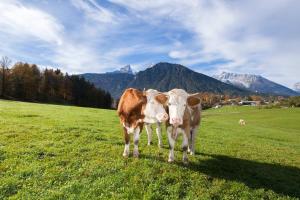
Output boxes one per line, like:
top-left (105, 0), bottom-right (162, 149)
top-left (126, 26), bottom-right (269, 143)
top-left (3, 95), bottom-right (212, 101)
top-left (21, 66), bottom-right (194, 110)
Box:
top-left (0, 100), bottom-right (299, 199)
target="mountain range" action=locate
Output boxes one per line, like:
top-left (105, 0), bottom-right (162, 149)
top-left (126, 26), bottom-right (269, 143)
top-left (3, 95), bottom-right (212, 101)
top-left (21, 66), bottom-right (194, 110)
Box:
top-left (82, 62), bottom-right (299, 99)
top-left (82, 62), bottom-right (249, 99)
top-left (213, 72), bottom-right (298, 96)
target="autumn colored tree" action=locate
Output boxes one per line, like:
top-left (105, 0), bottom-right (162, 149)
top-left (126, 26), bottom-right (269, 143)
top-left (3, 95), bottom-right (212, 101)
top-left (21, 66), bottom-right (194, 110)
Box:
top-left (0, 56), bottom-right (12, 97)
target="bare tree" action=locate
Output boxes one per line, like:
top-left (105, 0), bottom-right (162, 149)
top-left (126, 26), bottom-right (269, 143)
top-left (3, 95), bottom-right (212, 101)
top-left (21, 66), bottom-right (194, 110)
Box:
top-left (0, 56), bottom-right (12, 97)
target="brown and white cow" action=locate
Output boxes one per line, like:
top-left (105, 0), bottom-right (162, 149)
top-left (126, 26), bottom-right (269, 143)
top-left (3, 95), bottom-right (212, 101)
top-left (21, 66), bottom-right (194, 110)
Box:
top-left (166, 89), bottom-right (201, 163)
top-left (117, 88), bottom-right (168, 158)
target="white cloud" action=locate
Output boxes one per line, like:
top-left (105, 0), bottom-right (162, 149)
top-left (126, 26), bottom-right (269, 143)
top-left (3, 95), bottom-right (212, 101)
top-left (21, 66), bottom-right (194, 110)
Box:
top-left (0, 0), bottom-right (63, 45)
top-left (168, 50), bottom-right (193, 59)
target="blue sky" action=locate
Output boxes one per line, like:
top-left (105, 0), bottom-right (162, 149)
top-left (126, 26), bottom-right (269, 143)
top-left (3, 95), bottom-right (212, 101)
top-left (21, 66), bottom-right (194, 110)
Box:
top-left (0, 0), bottom-right (299, 88)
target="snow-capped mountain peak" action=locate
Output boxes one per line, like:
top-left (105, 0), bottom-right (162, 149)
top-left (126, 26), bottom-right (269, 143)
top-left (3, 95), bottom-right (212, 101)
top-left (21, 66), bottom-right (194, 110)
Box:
top-left (145, 63), bottom-right (155, 69)
top-left (213, 72), bottom-right (261, 88)
top-left (213, 72), bottom-right (298, 96)
top-left (118, 65), bottom-right (133, 74)
top-left (108, 65), bottom-right (134, 74)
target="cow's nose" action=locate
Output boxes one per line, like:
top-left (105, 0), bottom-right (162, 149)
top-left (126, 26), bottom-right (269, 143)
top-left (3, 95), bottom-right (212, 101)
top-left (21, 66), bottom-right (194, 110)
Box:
top-left (157, 113), bottom-right (168, 122)
top-left (171, 118), bottom-right (181, 124)
top-left (163, 113), bottom-right (168, 120)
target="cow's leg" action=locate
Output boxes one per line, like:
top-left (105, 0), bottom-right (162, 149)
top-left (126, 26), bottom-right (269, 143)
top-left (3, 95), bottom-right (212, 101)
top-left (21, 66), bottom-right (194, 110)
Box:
top-left (188, 129), bottom-right (192, 154)
top-left (156, 122), bottom-right (163, 148)
top-left (182, 129), bottom-right (189, 164)
top-left (133, 126), bottom-right (141, 158)
top-left (123, 127), bottom-right (130, 157)
top-left (145, 123), bottom-right (153, 145)
top-left (189, 127), bottom-right (198, 155)
top-left (167, 126), bottom-right (175, 162)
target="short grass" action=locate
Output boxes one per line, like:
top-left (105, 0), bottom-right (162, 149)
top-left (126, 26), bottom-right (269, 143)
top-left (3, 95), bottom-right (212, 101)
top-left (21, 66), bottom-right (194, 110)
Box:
top-left (0, 100), bottom-right (299, 199)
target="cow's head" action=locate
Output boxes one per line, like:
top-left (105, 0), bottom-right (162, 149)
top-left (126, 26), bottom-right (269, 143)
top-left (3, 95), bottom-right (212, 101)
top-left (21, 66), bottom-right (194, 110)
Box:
top-left (142, 89), bottom-right (169, 123)
top-left (167, 89), bottom-right (201, 126)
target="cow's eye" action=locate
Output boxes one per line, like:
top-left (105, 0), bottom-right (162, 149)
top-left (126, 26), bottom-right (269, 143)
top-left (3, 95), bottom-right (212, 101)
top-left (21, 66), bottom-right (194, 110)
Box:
top-left (168, 103), bottom-right (171, 106)
top-left (184, 104), bottom-right (186, 107)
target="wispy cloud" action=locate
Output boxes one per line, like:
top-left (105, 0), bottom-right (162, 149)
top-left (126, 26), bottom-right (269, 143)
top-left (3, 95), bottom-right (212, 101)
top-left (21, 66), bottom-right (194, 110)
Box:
top-left (0, 0), bottom-right (63, 44)
top-left (71, 0), bottom-right (117, 24)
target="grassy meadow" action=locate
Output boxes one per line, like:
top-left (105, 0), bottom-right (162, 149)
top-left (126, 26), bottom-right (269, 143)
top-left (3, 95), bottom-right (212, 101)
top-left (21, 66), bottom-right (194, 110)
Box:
top-left (0, 100), bottom-right (300, 199)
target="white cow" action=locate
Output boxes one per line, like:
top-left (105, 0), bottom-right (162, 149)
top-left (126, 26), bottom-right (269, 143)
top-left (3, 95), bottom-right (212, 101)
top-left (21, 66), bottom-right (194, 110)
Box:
top-left (143, 89), bottom-right (166, 148)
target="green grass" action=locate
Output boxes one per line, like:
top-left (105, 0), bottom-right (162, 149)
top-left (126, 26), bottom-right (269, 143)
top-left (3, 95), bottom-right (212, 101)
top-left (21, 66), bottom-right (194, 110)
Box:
top-left (0, 100), bottom-right (300, 199)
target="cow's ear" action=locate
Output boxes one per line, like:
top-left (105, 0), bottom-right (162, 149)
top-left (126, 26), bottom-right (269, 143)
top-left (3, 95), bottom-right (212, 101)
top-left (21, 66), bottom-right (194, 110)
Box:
top-left (187, 93), bottom-right (201, 107)
top-left (155, 93), bottom-right (169, 105)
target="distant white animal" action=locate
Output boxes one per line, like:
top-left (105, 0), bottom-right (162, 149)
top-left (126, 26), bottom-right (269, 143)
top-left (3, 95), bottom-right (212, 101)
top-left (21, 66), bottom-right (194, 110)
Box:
top-left (214, 105), bottom-right (221, 109)
top-left (239, 119), bottom-right (246, 125)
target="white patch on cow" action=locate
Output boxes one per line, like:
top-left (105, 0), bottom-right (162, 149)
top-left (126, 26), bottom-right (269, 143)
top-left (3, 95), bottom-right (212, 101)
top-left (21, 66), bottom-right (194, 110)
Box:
top-left (133, 127), bottom-right (140, 157)
top-left (182, 132), bottom-right (189, 163)
top-left (123, 143), bottom-right (130, 157)
top-left (143, 89), bottom-right (168, 123)
top-left (122, 123), bottom-right (135, 134)
top-left (156, 122), bottom-right (162, 148)
top-left (167, 89), bottom-right (189, 125)
top-left (145, 123), bottom-right (153, 145)
top-left (167, 126), bottom-right (175, 162)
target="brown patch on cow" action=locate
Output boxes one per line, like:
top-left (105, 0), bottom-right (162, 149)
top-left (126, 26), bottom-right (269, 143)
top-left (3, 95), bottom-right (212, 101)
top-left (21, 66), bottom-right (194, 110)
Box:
top-left (155, 93), bottom-right (168, 105)
top-left (189, 105), bottom-right (201, 128)
top-left (117, 88), bottom-right (146, 129)
top-left (174, 103), bottom-right (201, 137)
top-left (180, 107), bottom-right (191, 138)
top-left (187, 93), bottom-right (201, 107)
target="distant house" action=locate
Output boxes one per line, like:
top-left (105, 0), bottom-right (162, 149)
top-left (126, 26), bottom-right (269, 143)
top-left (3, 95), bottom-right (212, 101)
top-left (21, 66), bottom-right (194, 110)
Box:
top-left (239, 101), bottom-right (260, 106)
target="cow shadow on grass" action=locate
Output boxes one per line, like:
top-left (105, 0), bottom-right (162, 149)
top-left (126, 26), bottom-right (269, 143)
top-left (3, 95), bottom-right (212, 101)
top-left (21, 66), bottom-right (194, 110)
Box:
top-left (141, 153), bottom-right (300, 198)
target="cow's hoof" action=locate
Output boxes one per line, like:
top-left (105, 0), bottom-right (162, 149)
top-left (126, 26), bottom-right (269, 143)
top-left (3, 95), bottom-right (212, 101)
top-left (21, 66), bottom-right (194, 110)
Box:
top-left (123, 152), bottom-right (129, 158)
top-left (158, 143), bottom-right (163, 148)
top-left (168, 158), bottom-right (174, 163)
top-left (133, 151), bottom-right (139, 158)
top-left (183, 157), bottom-right (189, 164)
top-left (147, 142), bottom-right (153, 146)
top-left (190, 151), bottom-right (195, 155)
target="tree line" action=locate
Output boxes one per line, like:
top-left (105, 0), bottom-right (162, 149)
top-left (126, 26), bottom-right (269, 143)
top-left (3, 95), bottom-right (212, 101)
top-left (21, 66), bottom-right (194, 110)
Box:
top-left (0, 56), bottom-right (112, 109)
